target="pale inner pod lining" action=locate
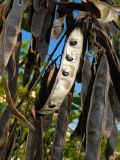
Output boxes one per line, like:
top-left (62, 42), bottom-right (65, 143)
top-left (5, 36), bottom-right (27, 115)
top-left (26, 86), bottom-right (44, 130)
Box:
top-left (39, 28), bottom-right (84, 114)
top-left (97, 3), bottom-right (114, 22)
top-left (91, 1), bottom-right (119, 23)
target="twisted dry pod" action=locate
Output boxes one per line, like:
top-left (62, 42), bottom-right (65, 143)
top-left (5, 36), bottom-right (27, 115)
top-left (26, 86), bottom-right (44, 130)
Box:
top-left (86, 54), bottom-right (110, 160)
top-left (38, 27), bottom-right (84, 114)
top-left (0, 0), bottom-right (35, 130)
top-left (83, 0), bottom-right (120, 24)
top-left (51, 0), bottom-right (67, 39)
top-left (0, 0), bottom-right (29, 72)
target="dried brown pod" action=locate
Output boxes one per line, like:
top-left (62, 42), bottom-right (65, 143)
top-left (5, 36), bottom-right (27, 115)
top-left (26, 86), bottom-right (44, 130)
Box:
top-left (51, 96), bottom-right (70, 160)
top-left (70, 58), bottom-right (92, 140)
top-left (25, 116), bottom-right (36, 160)
top-left (86, 54), bottom-right (110, 160)
top-left (31, 1), bottom-right (45, 37)
top-left (1, 0), bottom-right (35, 130)
top-left (51, 0), bottom-right (68, 39)
top-left (1, 0), bottom-right (29, 69)
top-left (82, 0), bottom-right (120, 24)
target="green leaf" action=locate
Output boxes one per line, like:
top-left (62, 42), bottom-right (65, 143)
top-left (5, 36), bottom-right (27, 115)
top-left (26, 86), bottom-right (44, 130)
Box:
top-left (72, 96), bottom-right (80, 106)
top-left (0, 102), bottom-right (7, 112)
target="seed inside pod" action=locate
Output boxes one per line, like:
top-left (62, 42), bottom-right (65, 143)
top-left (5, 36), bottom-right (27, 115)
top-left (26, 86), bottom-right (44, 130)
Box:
top-left (69, 41), bottom-right (77, 46)
top-left (62, 70), bottom-right (69, 76)
top-left (66, 55), bottom-right (73, 61)
top-left (48, 102), bottom-right (56, 108)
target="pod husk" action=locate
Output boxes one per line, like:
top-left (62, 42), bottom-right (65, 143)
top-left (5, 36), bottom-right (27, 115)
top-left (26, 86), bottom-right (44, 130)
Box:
top-left (0, 0), bottom-right (29, 72)
top-left (71, 57), bottom-right (91, 139)
top-left (86, 54), bottom-right (110, 160)
top-left (37, 1), bottom-right (55, 60)
top-left (102, 123), bottom-right (117, 160)
top-left (31, 0), bottom-right (46, 37)
top-left (25, 116), bottom-right (36, 160)
top-left (51, 95), bottom-right (71, 160)
top-left (0, 32), bottom-right (21, 150)
top-left (34, 63), bottom-right (58, 160)
top-left (51, 0), bottom-right (68, 39)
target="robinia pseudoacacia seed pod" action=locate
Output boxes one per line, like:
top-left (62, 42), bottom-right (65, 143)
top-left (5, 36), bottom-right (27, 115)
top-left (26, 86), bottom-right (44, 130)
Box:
top-left (82, 0), bottom-right (120, 24)
top-left (51, 0), bottom-right (67, 39)
top-left (38, 27), bottom-right (84, 114)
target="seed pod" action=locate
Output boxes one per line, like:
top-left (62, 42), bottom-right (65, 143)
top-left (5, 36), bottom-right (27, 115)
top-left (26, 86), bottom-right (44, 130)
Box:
top-left (71, 58), bottom-right (92, 139)
top-left (81, 57), bottom-right (91, 111)
top-left (0, 0), bottom-right (6, 24)
top-left (36, 63), bottom-right (58, 111)
top-left (0, 0), bottom-right (29, 71)
top-left (37, 1), bottom-right (54, 60)
top-left (0, 0), bottom-right (35, 130)
top-left (33, 0), bottom-right (42, 13)
top-left (38, 27), bottom-right (84, 114)
top-left (109, 83), bottom-right (120, 122)
top-left (51, 96), bottom-right (70, 160)
top-left (23, 48), bottom-right (37, 87)
top-left (51, 0), bottom-right (68, 39)
top-left (84, 0), bottom-right (120, 24)
top-left (31, 2), bottom-right (45, 37)
top-left (43, 114), bottom-right (53, 131)
top-left (86, 54), bottom-right (110, 160)
top-left (102, 122), bottom-right (117, 160)
top-left (23, 36), bottom-right (40, 87)
top-left (102, 97), bottom-right (113, 138)
top-left (25, 116), bottom-right (36, 160)
top-left (95, 23), bottom-right (120, 103)
top-left (0, 126), bottom-right (8, 150)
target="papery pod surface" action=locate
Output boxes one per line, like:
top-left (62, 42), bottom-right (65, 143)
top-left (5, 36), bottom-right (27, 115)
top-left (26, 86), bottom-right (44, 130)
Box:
top-left (0, 0), bottom-right (29, 74)
top-left (86, 54), bottom-right (110, 160)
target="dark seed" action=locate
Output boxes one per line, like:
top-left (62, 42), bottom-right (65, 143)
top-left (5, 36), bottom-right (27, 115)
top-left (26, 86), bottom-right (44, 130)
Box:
top-left (62, 70), bottom-right (69, 76)
top-left (49, 103), bottom-right (56, 108)
top-left (70, 41), bottom-right (77, 46)
top-left (66, 55), bottom-right (73, 61)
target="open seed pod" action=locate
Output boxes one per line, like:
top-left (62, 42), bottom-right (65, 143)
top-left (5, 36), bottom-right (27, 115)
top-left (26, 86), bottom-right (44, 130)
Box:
top-left (38, 27), bottom-right (84, 114)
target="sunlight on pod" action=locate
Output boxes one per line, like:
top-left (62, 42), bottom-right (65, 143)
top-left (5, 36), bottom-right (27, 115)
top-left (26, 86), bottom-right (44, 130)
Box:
top-left (82, 0), bottom-right (120, 24)
top-left (1, 0), bottom-right (35, 130)
top-left (51, 16), bottom-right (66, 39)
top-left (51, 0), bottom-right (67, 39)
top-left (38, 28), bottom-right (84, 114)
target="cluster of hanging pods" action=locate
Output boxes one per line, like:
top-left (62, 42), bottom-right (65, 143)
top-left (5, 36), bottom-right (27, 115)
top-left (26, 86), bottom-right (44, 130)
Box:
top-left (1, 0), bottom-right (120, 159)
top-left (39, 0), bottom-right (120, 114)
